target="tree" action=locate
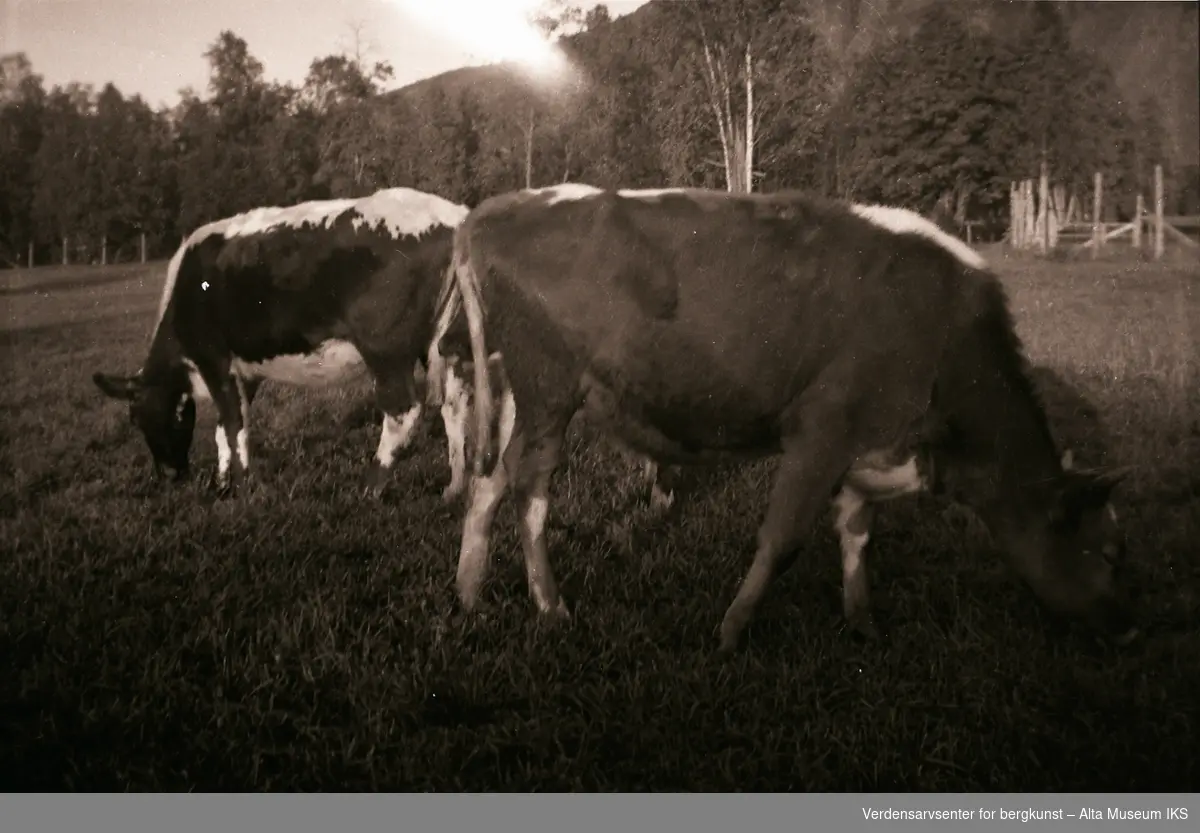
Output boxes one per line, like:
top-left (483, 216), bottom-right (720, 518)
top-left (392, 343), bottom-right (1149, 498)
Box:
top-left (840, 5), bottom-right (1022, 218)
top-left (31, 84), bottom-right (95, 262)
top-left (300, 54), bottom-right (393, 115)
top-left (658, 0), bottom-right (819, 193)
top-left (0, 53), bottom-right (46, 265)
top-left (176, 32), bottom-right (298, 228)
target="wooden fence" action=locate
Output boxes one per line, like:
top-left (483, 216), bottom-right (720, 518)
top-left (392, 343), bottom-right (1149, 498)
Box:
top-left (1009, 163), bottom-right (1200, 259)
top-left (14, 232), bottom-right (150, 269)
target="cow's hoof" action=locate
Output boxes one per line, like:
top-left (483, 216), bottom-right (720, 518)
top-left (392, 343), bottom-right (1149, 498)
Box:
top-left (546, 597), bottom-right (572, 621)
top-left (363, 465), bottom-right (390, 498)
top-left (715, 619), bottom-right (743, 656)
top-left (845, 611), bottom-right (880, 641)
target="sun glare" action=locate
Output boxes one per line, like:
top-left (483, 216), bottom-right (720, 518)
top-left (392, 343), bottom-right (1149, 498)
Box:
top-left (392, 0), bottom-right (564, 75)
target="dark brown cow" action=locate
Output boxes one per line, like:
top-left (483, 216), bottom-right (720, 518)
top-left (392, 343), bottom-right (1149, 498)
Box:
top-left (430, 184), bottom-right (1138, 654)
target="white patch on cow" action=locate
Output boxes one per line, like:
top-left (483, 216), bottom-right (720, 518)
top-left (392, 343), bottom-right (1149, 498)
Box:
top-left (215, 424), bottom-right (231, 483)
top-left (375, 404), bottom-right (423, 467)
top-left (1107, 503), bottom-right (1119, 524)
top-left (845, 455), bottom-right (926, 501)
top-left (231, 339), bottom-right (368, 386)
top-left (235, 376), bottom-right (251, 471)
top-left (533, 184), bottom-right (689, 206)
top-left (617, 188), bottom-right (687, 199)
top-left (496, 384), bottom-right (517, 460)
top-left (347, 188), bottom-right (469, 238)
top-left (174, 393), bottom-right (191, 421)
top-left (182, 360), bottom-right (213, 402)
top-left (851, 203), bottom-right (987, 271)
top-left (536, 183), bottom-right (605, 205)
top-left (440, 364), bottom-right (470, 500)
top-left (235, 428), bottom-right (250, 471)
top-left (217, 188), bottom-right (468, 243)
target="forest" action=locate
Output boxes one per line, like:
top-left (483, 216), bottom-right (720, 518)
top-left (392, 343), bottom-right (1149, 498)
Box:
top-left (1, 0), bottom-right (1198, 267)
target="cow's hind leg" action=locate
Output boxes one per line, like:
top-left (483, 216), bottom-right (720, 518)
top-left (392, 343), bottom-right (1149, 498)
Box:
top-left (364, 365), bottom-right (423, 498)
top-left (511, 412), bottom-right (573, 620)
top-left (832, 454), bottom-right (929, 638)
top-left (718, 408), bottom-right (851, 654)
top-left (456, 385), bottom-right (519, 610)
top-left (832, 485), bottom-right (879, 639)
top-left (439, 357), bottom-right (471, 503)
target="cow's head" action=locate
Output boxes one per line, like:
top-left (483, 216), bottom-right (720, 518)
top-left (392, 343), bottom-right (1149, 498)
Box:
top-left (1001, 459), bottom-right (1137, 645)
top-left (93, 371), bottom-right (196, 481)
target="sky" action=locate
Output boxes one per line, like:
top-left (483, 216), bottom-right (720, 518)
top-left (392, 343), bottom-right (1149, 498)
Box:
top-left (2, 0), bottom-right (651, 108)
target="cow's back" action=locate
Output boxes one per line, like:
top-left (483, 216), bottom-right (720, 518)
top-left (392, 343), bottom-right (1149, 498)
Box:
top-left (461, 188), bottom-right (984, 455)
top-left (170, 215), bottom-right (456, 370)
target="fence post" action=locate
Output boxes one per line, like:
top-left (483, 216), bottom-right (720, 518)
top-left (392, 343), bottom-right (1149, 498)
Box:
top-left (62, 235), bottom-right (68, 266)
top-left (1009, 182), bottom-right (1019, 249)
top-left (1038, 162), bottom-right (1050, 253)
top-left (140, 232), bottom-right (147, 264)
top-left (1154, 164), bottom-right (1164, 260)
top-left (1091, 172), bottom-right (1103, 259)
top-left (101, 236), bottom-right (108, 266)
top-left (1134, 193), bottom-right (1144, 249)
top-left (27, 241), bottom-right (33, 269)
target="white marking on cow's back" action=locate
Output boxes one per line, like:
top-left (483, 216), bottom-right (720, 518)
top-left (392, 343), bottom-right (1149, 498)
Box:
top-left (230, 339), bottom-right (368, 386)
top-left (851, 203), bottom-right (987, 271)
top-left (534, 184), bottom-right (689, 206)
top-left (149, 189), bottom-right (468, 342)
top-left (536, 183), bottom-right (604, 205)
top-left (217, 188), bottom-right (467, 242)
top-left (617, 188), bottom-right (688, 199)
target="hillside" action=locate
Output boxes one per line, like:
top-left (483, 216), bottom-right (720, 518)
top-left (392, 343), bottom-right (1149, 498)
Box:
top-left (386, 0), bottom-right (1199, 169)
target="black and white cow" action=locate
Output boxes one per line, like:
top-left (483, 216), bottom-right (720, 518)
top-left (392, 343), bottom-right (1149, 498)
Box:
top-left (94, 187), bottom-right (474, 499)
top-left (431, 183), bottom-right (1138, 654)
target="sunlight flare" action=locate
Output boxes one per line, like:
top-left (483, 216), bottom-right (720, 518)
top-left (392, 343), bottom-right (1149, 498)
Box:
top-left (391, 0), bottom-right (566, 75)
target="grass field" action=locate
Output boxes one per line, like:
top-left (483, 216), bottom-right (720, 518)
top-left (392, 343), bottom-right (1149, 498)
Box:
top-left (1, 250), bottom-right (1198, 791)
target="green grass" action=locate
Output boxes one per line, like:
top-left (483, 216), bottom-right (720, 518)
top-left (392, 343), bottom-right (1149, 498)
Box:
top-left (1, 253), bottom-right (1198, 792)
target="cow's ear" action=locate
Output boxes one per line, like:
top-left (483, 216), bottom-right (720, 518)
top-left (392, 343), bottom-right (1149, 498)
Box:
top-left (93, 372), bottom-right (143, 401)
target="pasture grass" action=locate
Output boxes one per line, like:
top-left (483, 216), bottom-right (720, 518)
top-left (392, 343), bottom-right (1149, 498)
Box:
top-left (1, 254), bottom-right (1198, 791)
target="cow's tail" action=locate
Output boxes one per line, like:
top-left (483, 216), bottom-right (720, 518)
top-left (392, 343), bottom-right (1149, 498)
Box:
top-left (454, 233), bottom-right (496, 478)
top-left (425, 256), bottom-right (461, 409)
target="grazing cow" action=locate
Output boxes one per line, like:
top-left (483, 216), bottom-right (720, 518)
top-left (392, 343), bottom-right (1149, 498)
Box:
top-left (430, 183), bottom-right (1138, 654)
top-left (94, 187), bottom-right (471, 498)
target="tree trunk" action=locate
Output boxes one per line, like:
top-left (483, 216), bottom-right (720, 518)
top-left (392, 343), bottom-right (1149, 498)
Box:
top-left (744, 43), bottom-right (754, 194)
top-left (525, 106), bottom-right (535, 190)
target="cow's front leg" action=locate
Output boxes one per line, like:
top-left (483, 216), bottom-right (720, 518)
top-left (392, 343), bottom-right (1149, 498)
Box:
top-left (718, 405), bottom-right (850, 654)
top-left (364, 369), bottom-right (423, 498)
